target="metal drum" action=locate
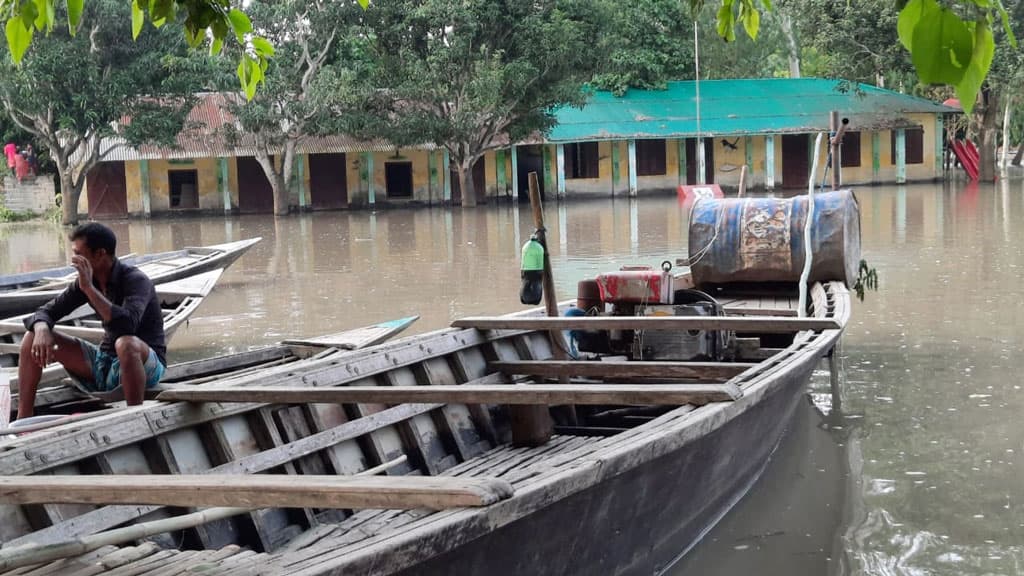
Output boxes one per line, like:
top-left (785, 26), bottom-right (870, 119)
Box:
top-left (688, 189), bottom-right (861, 287)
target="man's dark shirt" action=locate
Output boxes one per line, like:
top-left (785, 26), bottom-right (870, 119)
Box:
top-left (23, 259), bottom-right (167, 366)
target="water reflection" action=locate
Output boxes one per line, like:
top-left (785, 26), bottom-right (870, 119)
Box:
top-left (3, 180), bottom-right (1024, 574)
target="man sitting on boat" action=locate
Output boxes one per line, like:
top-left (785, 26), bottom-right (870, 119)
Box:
top-left (16, 223), bottom-right (167, 419)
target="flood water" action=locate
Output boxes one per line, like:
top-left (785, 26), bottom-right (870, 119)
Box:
top-left (2, 179), bottom-right (1022, 575)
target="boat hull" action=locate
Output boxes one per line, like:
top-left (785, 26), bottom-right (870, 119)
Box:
top-left (391, 360), bottom-right (814, 576)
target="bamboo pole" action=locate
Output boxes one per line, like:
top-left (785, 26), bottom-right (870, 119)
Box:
top-left (512, 172), bottom-right (558, 447)
top-left (737, 165), bottom-right (748, 197)
top-left (829, 112), bottom-right (849, 190)
top-left (0, 456), bottom-right (411, 571)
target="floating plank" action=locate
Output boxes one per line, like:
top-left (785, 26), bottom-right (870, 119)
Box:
top-left (490, 360), bottom-right (755, 381)
top-left (158, 383), bottom-right (742, 406)
top-left (724, 306), bottom-right (798, 317)
top-left (452, 315), bottom-right (840, 333)
top-left (281, 316), bottom-right (419, 351)
top-left (0, 475), bottom-right (514, 510)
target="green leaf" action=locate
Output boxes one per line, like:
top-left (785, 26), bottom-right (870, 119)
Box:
top-left (911, 7), bottom-right (973, 85)
top-left (995, 0), bottom-right (1017, 48)
top-left (237, 57), bottom-right (248, 91)
top-left (209, 36), bottom-right (223, 56)
top-left (19, 0), bottom-right (38, 30)
top-left (5, 18), bottom-right (32, 64)
top-left (251, 36), bottom-right (274, 57)
top-left (227, 8), bottom-right (251, 42)
top-left (150, 0), bottom-right (174, 27)
top-left (66, 0), bottom-right (82, 34)
top-left (356, 0), bottom-right (369, 8)
top-left (955, 20), bottom-right (995, 114)
top-left (131, 0), bottom-right (144, 40)
top-left (897, 0), bottom-right (937, 51)
top-left (716, 3), bottom-right (735, 42)
top-left (741, 2), bottom-right (759, 40)
top-left (31, 0), bottom-right (47, 31)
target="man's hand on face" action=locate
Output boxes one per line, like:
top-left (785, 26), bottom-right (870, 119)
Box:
top-left (71, 254), bottom-right (94, 293)
top-left (30, 324), bottom-right (55, 367)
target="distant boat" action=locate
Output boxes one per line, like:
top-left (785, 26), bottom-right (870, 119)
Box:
top-left (0, 237), bottom-right (261, 317)
top-left (0, 268), bottom-right (225, 367)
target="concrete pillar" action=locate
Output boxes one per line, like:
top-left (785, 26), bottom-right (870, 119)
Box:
top-left (935, 116), bottom-right (944, 177)
top-left (896, 128), bottom-right (907, 184)
top-left (697, 138), bottom-right (707, 185)
top-left (295, 154), bottom-right (307, 209)
top-left (139, 159), bottom-right (151, 216)
top-left (496, 149), bottom-right (506, 196)
top-left (442, 149), bottom-right (451, 203)
top-left (510, 146), bottom-right (519, 199)
top-left (872, 132), bottom-right (881, 182)
top-left (543, 146), bottom-right (553, 194)
top-left (744, 136), bottom-right (753, 171)
top-left (427, 151), bottom-right (437, 204)
top-left (218, 157), bottom-right (231, 213)
top-left (611, 141), bottom-right (620, 193)
top-left (627, 139), bottom-right (637, 197)
top-left (765, 135), bottom-right (776, 190)
top-left (555, 143), bottom-right (566, 198)
top-left (365, 152), bottom-right (375, 204)
top-left (677, 139), bottom-right (687, 186)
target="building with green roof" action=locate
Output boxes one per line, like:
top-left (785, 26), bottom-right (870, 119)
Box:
top-left (513, 77), bottom-right (957, 199)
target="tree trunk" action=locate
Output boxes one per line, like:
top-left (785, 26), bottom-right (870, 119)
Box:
top-left (780, 12), bottom-right (801, 79)
top-left (456, 161), bottom-right (476, 207)
top-left (1013, 140), bottom-right (1024, 166)
top-left (59, 168), bottom-right (81, 226)
top-left (254, 148), bottom-right (293, 216)
top-left (977, 90), bottom-right (1001, 182)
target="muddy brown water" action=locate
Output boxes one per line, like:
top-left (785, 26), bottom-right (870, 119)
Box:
top-left (2, 180), bottom-right (1020, 575)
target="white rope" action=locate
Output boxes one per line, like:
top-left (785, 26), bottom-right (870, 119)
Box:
top-left (799, 133), bottom-right (826, 317)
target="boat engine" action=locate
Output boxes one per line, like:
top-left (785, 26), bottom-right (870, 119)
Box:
top-left (573, 264), bottom-right (734, 362)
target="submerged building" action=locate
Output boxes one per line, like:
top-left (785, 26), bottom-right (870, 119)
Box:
top-left (81, 79), bottom-right (955, 218)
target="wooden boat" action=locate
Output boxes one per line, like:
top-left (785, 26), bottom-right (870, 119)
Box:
top-left (5, 316), bottom-right (421, 419)
top-left (0, 238), bottom-right (261, 317)
top-left (0, 269), bottom-right (225, 368)
top-left (0, 273), bottom-right (849, 575)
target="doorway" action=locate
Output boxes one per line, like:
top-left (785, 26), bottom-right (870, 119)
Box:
top-left (237, 156), bottom-right (274, 213)
top-left (86, 162), bottom-right (128, 218)
top-left (168, 170), bottom-right (199, 210)
top-left (782, 134), bottom-right (810, 189)
top-left (385, 162), bottom-right (414, 199)
top-left (685, 138), bottom-right (715, 184)
top-left (309, 153), bottom-right (348, 210)
top-left (515, 145), bottom-right (545, 202)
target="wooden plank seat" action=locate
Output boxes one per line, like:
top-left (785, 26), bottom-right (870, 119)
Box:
top-left (157, 383), bottom-right (742, 406)
top-left (490, 360), bottom-right (755, 381)
top-left (0, 475), bottom-right (514, 510)
top-left (451, 315), bottom-right (840, 333)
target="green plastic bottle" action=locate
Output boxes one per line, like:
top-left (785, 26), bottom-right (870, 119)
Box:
top-left (520, 236), bottom-right (545, 305)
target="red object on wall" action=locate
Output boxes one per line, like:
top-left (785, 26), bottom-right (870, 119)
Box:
top-left (678, 184), bottom-right (724, 205)
top-left (595, 268), bottom-right (673, 304)
top-left (13, 155), bottom-right (29, 181)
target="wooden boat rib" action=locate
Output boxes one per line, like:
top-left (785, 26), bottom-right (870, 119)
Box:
top-left (0, 238), bottom-right (260, 317)
top-left (0, 279), bottom-right (849, 576)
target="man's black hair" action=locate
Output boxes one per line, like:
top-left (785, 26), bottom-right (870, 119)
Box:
top-left (69, 222), bottom-right (117, 256)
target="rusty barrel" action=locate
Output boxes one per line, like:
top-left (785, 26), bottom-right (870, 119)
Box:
top-left (688, 189), bottom-right (861, 287)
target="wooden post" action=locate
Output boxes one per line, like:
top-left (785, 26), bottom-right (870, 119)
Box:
top-left (829, 111), bottom-right (849, 190)
top-left (515, 171), bottom-right (557, 447)
top-left (737, 165), bottom-right (748, 197)
top-left (765, 135), bottom-right (776, 190)
top-left (139, 159), bottom-right (151, 216)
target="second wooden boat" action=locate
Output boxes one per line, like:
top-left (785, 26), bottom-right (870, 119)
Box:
top-left (0, 237), bottom-right (260, 317)
top-left (0, 268), bottom-right (225, 368)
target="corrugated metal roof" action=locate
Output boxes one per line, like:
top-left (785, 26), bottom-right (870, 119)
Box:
top-left (548, 78), bottom-right (958, 142)
top-left (99, 93), bottom-right (419, 162)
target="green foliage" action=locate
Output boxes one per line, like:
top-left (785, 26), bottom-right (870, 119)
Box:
top-left (1, 0), bottom-right (273, 99)
top-left (590, 0), bottom-right (694, 94)
top-left (356, 0), bottom-right (609, 202)
top-left (706, 0), bottom-right (1018, 114)
top-left (853, 259), bottom-right (879, 302)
